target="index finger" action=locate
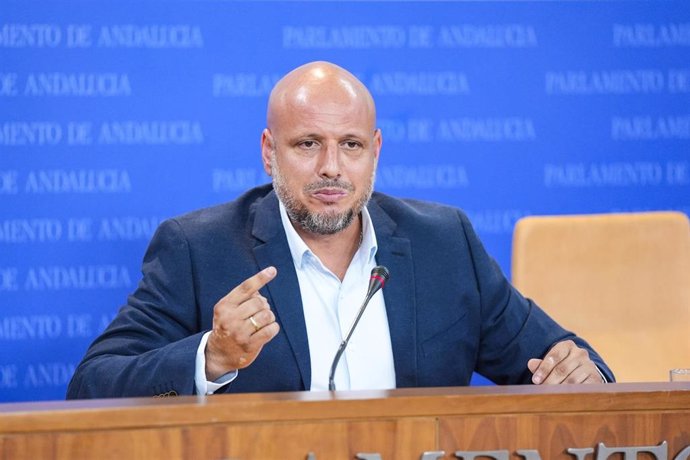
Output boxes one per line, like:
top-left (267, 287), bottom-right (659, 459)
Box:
top-left (224, 266), bottom-right (277, 305)
top-left (531, 341), bottom-right (571, 384)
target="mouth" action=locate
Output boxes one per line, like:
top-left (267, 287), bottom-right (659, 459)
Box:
top-left (311, 187), bottom-right (349, 204)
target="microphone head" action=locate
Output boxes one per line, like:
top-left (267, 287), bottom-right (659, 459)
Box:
top-left (370, 265), bottom-right (390, 287)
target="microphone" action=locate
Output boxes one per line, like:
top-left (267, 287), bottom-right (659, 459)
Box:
top-left (328, 265), bottom-right (390, 391)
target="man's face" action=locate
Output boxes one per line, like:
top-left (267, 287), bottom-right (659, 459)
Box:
top-left (262, 90), bottom-right (381, 235)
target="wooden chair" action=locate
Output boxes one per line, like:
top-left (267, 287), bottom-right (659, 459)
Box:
top-left (511, 211), bottom-right (690, 382)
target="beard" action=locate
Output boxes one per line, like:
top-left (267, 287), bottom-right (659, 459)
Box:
top-left (271, 153), bottom-right (375, 235)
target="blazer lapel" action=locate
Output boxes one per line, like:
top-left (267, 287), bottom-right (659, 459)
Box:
top-left (368, 199), bottom-right (418, 388)
top-left (251, 191), bottom-right (312, 390)
top-left (248, 191), bottom-right (418, 390)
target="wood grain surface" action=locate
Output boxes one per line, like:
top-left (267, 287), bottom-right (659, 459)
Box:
top-left (1, 383), bottom-right (689, 459)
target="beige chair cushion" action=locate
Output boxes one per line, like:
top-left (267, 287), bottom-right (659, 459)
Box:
top-left (512, 212), bottom-right (690, 382)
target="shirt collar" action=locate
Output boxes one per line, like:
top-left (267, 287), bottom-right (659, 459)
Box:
top-left (278, 200), bottom-right (378, 269)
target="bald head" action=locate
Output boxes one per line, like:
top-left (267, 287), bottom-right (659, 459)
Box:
top-left (267, 61), bottom-right (376, 131)
top-left (260, 61), bottom-right (382, 238)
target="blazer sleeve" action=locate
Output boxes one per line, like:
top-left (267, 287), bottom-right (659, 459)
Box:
top-left (66, 218), bottom-right (205, 399)
top-left (456, 211), bottom-right (615, 384)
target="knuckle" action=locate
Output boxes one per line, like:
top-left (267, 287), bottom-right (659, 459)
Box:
top-left (587, 374), bottom-right (602, 384)
top-left (556, 346), bottom-right (570, 359)
top-left (213, 314), bottom-right (231, 333)
top-left (565, 373), bottom-right (580, 384)
top-left (258, 309), bottom-right (275, 323)
top-left (544, 355), bottom-right (558, 368)
top-left (243, 296), bottom-right (260, 310)
top-left (252, 310), bottom-right (267, 327)
top-left (553, 340), bottom-right (572, 355)
top-left (238, 281), bottom-right (255, 296)
top-left (553, 364), bottom-right (569, 377)
top-left (256, 310), bottom-right (269, 323)
top-left (213, 299), bottom-right (228, 315)
top-left (236, 276), bottom-right (260, 296)
top-left (262, 322), bottom-right (280, 338)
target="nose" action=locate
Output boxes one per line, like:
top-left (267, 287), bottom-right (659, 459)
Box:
top-left (316, 141), bottom-right (341, 180)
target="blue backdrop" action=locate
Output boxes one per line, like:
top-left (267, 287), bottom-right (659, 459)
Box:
top-left (1, 0), bottom-right (689, 402)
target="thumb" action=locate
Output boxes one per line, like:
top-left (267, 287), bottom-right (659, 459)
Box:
top-left (527, 358), bottom-right (542, 374)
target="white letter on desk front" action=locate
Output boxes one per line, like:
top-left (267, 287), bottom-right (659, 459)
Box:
top-left (596, 441), bottom-right (667, 460)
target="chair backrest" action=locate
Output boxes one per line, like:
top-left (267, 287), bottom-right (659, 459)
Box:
top-left (511, 211), bottom-right (690, 383)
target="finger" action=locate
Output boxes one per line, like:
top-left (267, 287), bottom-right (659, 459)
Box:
top-left (223, 266), bottom-right (277, 305)
top-left (231, 322), bottom-right (281, 370)
top-left (531, 340), bottom-right (574, 384)
top-left (571, 368), bottom-right (596, 384)
top-left (583, 371), bottom-right (605, 384)
top-left (222, 300), bottom-right (276, 340)
top-left (213, 295), bottom-right (269, 333)
top-left (551, 362), bottom-right (589, 384)
top-left (247, 309), bottom-right (276, 334)
top-left (531, 353), bottom-right (559, 384)
top-left (249, 321), bottom-right (280, 344)
top-left (232, 322), bottom-right (280, 368)
top-left (527, 358), bottom-right (541, 375)
top-left (565, 361), bottom-right (604, 384)
top-left (551, 347), bottom-right (592, 384)
top-left (233, 295), bottom-right (271, 320)
top-left (541, 357), bottom-right (580, 384)
top-left (540, 343), bottom-right (591, 385)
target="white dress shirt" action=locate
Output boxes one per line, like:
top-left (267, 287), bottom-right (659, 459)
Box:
top-left (194, 203), bottom-right (396, 394)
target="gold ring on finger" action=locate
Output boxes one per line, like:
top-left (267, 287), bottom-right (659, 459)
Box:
top-left (248, 315), bottom-right (261, 332)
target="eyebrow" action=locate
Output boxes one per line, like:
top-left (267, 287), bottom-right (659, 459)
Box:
top-left (291, 131), bottom-right (369, 141)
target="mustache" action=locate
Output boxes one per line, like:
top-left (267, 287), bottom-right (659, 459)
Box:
top-left (304, 179), bottom-right (354, 193)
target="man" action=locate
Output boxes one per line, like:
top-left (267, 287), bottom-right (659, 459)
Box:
top-left (67, 61), bottom-right (613, 399)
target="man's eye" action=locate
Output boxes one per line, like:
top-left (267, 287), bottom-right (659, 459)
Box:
top-left (300, 140), bottom-right (318, 149)
top-left (344, 141), bottom-right (361, 149)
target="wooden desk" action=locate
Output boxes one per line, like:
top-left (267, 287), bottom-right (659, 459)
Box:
top-left (1, 383), bottom-right (689, 459)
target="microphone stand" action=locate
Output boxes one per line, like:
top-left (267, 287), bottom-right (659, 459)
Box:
top-left (328, 266), bottom-right (389, 391)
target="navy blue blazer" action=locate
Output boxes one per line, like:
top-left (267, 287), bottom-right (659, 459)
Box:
top-left (67, 184), bottom-right (613, 398)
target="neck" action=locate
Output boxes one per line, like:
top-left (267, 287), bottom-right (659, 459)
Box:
top-left (294, 215), bottom-right (363, 281)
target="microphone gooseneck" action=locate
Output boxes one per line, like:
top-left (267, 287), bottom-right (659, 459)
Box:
top-left (328, 265), bottom-right (390, 391)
